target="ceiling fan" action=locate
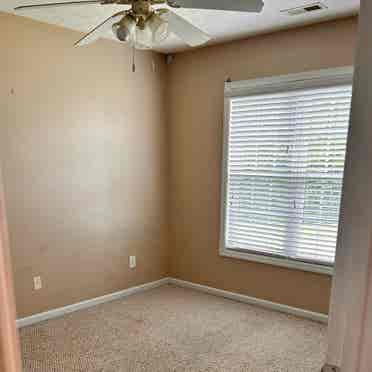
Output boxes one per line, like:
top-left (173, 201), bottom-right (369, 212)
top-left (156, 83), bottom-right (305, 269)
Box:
top-left (15, 0), bottom-right (264, 50)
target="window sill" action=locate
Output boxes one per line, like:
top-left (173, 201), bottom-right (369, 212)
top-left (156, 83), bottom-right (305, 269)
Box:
top-left (219, 247), bottom-right (334, 276)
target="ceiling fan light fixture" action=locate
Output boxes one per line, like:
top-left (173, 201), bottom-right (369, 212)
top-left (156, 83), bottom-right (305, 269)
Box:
top-left (133, 23), bottom-right (154, 49)
top-left (112, 14), bottom-right (136, 42)
top-left (147, 13), bottom-right (169, 44)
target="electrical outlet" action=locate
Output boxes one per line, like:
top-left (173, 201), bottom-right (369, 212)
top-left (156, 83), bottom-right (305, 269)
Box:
top-left (33, 276), bottom-right (42, 290)
top-left (129, 256), bottom-right (136, 269)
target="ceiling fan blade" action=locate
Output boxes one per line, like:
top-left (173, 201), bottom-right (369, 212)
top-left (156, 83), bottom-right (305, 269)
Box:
top-left (74, 11), bottom-right (124, 47)
top-left (15, 1), bottom-right (105, 11)
top-left (165, 11), bottom-right (211, 47)
top-left (168, 0), bottom-right (264, 13)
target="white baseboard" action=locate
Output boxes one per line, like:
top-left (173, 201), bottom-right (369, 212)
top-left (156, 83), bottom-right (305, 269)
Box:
top-left (17, 276), bottom-right (328, 328)
top-left (169, 278), bottom-right (328, 324)
top-left (16, 277), bottom-right (170, 328)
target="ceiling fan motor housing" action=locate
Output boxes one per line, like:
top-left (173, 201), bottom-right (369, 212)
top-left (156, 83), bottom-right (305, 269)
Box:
top-left (132, 0), bottom-right (152, 16)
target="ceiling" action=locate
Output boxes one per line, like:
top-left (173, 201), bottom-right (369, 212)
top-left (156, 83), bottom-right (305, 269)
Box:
top-left (2, 0), bottom-right (359, 53)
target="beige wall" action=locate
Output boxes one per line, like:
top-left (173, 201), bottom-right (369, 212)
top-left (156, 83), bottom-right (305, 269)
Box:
top-left (167, 17), bottom-right (358, 314)
top-left (0, 13), bottom-right (169, 318)
top-left (0, 13), bottom-right (359, 319)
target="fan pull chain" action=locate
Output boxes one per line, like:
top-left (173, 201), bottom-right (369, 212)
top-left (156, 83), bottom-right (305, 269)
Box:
top-left (132, 43), bottom-right (136, 73)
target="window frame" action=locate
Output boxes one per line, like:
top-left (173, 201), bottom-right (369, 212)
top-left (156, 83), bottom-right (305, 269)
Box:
top-left (220, 67), bottom-right (354, 276)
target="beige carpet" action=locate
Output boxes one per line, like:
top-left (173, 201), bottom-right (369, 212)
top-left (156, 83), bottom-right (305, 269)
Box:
top-left (20, 285), bottom-right (327, 372)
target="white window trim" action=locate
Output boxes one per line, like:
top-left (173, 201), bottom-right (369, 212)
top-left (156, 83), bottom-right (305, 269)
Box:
top-left (220, 67), bottom-right (354, 276)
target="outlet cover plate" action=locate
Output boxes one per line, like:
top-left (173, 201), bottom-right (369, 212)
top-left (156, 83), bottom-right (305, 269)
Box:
top-left (129, 256), bottom-right (136, 269)
top-left (33, 276), bottom-right (42, 290)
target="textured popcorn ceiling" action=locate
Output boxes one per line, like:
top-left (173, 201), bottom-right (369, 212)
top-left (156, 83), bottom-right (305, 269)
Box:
top-left (2, 0), bottom-right (359, 53)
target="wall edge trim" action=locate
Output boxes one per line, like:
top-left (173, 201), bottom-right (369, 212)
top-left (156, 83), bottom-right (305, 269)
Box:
top-left (169, 278), bottom-right (329, 323)
top-left (16, 277), bottom-right (170, 328)
top-left (17, 277), bottom-right (328, 328)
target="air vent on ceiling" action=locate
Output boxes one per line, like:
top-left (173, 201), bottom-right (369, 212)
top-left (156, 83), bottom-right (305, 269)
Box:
top-left (281, 2), bottom-right (328, 16)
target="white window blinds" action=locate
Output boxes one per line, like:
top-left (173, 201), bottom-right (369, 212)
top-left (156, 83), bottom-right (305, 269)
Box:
top-left (223, 82), bottom-right (352, 267)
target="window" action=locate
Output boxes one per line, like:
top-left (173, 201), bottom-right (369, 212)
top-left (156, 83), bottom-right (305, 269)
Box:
top-left (220, 68), bottom-right (353, 275)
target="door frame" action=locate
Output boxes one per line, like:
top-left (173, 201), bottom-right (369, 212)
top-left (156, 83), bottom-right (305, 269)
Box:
top-left (326, 0), bottom-right (372, 371)
top-left (0, 166), bottom-right (21, 372)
